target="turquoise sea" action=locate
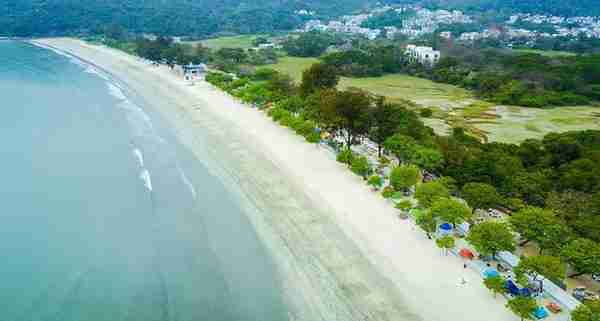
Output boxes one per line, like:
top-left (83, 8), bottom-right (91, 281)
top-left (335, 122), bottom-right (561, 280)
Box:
top-left (0, 41), bottom-right (288, 321)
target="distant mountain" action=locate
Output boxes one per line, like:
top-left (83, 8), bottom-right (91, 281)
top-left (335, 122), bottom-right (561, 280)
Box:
top-left (0, 0), bottom-right (370, 37)
top-left (3, 0), bottom-right (597, 38)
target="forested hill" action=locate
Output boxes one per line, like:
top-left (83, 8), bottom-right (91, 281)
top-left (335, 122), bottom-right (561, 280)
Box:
top-left (412, 0), bottom-right (600, 17)
top-left (0, 0), bottom-right (368, 37)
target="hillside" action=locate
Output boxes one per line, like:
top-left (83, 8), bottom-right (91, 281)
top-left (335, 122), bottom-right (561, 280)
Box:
top-left (412, 0), bottom-right (600, 16)
top-left (0, 0), bottom-right (369, 37)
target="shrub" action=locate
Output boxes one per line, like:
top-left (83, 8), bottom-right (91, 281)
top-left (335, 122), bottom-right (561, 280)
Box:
top-left (229, 78), bottom-right (250, 90)
top-left (289, 117), bottom-right (305, 132)
top-left (368, 175), bottom-right (383, 189)
top-left (305, 131), bottom-right (321, 143)
top-left (396, 200), bottom-right (413, 211)
top-left (268, 107), bottom-right (290, 121)
top-left (382, 186), bottom-right (395, 198)
top-left (420, 108), bottom-right (433, 118)
top-left (278, 95), bottom-right (305, 113)
top-left (205, 72), bottom-right (233, 88)
top-left (252, 68), bottom-right (278, 81)
top-left (279, 113), bottom-right (294, 127)
top-left (336, 148), bottom-right (354, 165)
top-left (351, 156), bottom-right (371, 178)
top-left (297, 120), bottom-right (316, 137)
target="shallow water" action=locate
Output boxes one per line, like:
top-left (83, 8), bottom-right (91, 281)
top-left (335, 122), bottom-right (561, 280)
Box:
top-left (0, 41), bottom-right (288, 321)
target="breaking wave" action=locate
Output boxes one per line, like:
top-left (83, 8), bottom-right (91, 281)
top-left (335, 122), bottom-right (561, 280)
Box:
top-left (139, 169), bottom-right (153, 191)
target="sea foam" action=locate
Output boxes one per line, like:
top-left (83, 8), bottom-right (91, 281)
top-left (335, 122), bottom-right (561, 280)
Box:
top-left (178, 167), bottom-right (197, 199)
top-left (132, 148), bottom-right (144, 168)
top-left (107, 83), bottom-right (127, 101)
top-left (139, 169), bottom-right (153, 191)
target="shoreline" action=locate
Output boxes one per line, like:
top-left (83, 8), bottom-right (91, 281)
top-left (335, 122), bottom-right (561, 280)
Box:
top-left (33, 38), bottom-right (518, 321)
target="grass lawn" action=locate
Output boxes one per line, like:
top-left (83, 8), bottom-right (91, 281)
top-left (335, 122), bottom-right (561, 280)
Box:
top-left (512, 48), bottom-right (576, 57)
top-left (268, 57), bottom-right (472, 103)
top-left (197, 35), bottom-right (264, 50)
top-left (267, 56), bottom-right (319, 82)
top-left (339, 74), bottom-right (472, 104)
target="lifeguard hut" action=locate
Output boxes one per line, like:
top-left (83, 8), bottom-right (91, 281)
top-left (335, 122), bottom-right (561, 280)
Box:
top-left (181, 63), bottom-right (206, 81)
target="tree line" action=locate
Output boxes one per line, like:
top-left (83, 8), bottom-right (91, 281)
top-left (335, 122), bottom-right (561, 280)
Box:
top-left (1, 0), bottom-right (377, 37)
top-left (106, 36), bottom-right (279, 73)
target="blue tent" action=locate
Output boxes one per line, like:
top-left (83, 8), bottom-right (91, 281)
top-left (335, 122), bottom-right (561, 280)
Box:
top-left (506, 280), bottom-right (520, 296)
top-left (521, 287), bottom-right (532, 297)
top-left (533, 307), bottom-right (548, 319)
top-left (440, 223), bottom-right (452, 230)
top-left (483, 268), bottom-right (500, 279)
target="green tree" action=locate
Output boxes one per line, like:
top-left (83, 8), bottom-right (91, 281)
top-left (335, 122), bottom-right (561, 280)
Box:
top-left (390, 165), bottom-right (420, 193)
top-left (319, 89), bottom-right (372, 148)
top-left (435, 235), bottom-right (455, 255)
top-left (484, 275), bottom-right (506, 298)
top-left (467, 221), bottom-right (516, 258)
top-left (369, 99), bottom-right (412, 157)
top-left (411, 146), bottom-right (445, 173)
top-left (430, 198), bottom-right (473, 227)
top-left (571, 300), bottom-right (600, 321)
top-left (283, 31), bottom-right (334, 57)
top-left (560, 238), bottom-right (600, 278)
top-left (506, 296), bottom-right (537, 321)
top-left (461, 182), bottom-right (502, 211)
top-left (514, 255), bottom-right (565, 285)
top-left (509, 207), bottom-right (571, 254)
top-left (559, 158), bottom-right (600, 193)
top-left (415, 181), bottom-right (450, 208)
top-left (416, 210), bottom-right (437, 239)
top-left (299, 63), bottom-right (339, 96)
top-left (384, 134), bottom-right (417, 163)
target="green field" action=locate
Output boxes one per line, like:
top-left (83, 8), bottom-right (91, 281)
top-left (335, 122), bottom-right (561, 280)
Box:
top-left (338, 74), bottom-right (472, 104)
top-left (197, 35), bottom-right (264, 50)
top-left (512, 48), bottom-right (576, 57)
top-left (267, 56), bottom-right (600, 143)
top-left (268, 57), bottom-right (471, 103)
top-left (268, 56), bottom-right (319, 82)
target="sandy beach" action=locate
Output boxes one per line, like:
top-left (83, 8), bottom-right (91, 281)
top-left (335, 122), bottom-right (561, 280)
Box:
top-left (34, 38), bottom-right (518, 321)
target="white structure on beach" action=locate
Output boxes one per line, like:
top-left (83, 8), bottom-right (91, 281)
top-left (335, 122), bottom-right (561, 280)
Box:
top-left (405, 44), bottom-right (440, 66)
top-left (175, 63), bottom-right (206, 81)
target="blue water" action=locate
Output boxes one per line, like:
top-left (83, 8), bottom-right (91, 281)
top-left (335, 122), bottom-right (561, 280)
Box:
top-left (0, 41), bottom-right (287, 321)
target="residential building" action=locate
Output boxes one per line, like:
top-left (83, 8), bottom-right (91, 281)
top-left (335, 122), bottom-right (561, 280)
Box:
top-left (405, 44), bottom-right (440, 66)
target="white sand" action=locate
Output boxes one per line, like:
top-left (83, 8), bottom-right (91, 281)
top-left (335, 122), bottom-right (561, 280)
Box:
top-left (34, 38), bottom-right (517, 321)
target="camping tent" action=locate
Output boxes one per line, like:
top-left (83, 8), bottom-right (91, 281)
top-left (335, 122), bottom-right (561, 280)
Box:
top-left (459, 248), bottom-right (474, 259)
top-left (483, 268), bottom-right (500, 279)
top-left (506, 280), bottom-right (520, 296)
top-left (439, 223), bottom-right (452, 235)
top-left (533, 306), bottom-right (548, 319)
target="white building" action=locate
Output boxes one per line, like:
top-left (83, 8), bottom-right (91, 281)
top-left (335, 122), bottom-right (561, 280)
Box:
top-left (405, 45), bottom-right (440, 66)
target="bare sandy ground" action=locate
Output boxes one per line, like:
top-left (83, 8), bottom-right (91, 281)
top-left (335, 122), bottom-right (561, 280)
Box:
top-left (34, 38), bottom-right (518, 321)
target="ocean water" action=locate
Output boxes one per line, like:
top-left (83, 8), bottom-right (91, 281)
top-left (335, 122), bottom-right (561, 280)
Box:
top-left (0, 41), bottom-right (288, 321)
